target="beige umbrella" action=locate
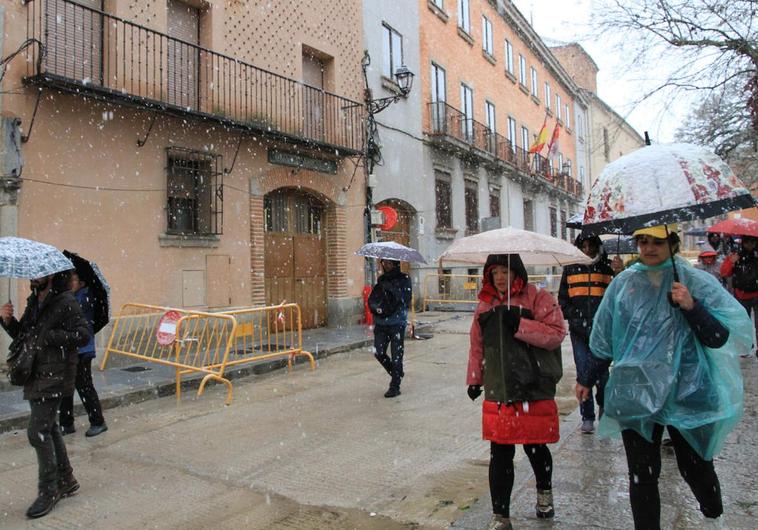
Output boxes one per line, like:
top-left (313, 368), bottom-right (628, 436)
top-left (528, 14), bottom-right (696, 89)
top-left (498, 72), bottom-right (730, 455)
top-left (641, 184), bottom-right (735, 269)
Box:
top-left (438, 226), bottom-right (592, 267)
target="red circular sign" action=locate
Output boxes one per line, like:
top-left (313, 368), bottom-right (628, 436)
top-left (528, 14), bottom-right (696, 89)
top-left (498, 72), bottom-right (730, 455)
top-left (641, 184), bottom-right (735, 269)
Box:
top-left (377, 206), bottom-right (398, 231)
top-left (156, 310), bottom-right (182, 346)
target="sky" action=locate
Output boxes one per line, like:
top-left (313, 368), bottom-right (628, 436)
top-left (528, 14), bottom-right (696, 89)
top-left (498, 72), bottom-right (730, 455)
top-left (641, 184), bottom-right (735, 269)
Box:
top-left (511, 0), bottom-right (692, 143)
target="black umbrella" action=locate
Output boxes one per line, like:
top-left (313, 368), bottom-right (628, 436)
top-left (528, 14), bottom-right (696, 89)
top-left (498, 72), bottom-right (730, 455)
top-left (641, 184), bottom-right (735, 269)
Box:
top-left (566, 212), bottom-right (584, 230)
top-left (63, 250), bottom-right (110, 334)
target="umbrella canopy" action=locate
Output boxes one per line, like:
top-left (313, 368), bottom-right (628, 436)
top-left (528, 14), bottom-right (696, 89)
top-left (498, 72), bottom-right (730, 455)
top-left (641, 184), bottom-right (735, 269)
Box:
top-left (438, 226), bottom-right (592, 266)
top-left (707, 218), bottom-right (758, 238)
top-left (355, 241), bottom-right (426, 264)
top-left (582, 143), bottom-right (754, 235)
top-left (566, 211), bottom-right (584, 229)
top-left (63, 250), bottom-right (110, 333)
top-left (684, 227), bottom-right (709, 237)
top-left (0, 237), bottom-right (74, 278)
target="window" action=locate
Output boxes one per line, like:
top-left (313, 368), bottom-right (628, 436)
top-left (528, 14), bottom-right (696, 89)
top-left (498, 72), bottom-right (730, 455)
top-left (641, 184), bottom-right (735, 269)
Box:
top-left (579, 165), bottom-right (585, 183)
top-left (521, 126), bottom-right (529, 151)
top-left (556, 94), bottom-right (562, 120)
top-left (518, 55), bottom-right (527, 86)
top-left (558, 153), bottom-right (564, 173)
top-left (564, 104), bottom-right (571, 129)
top-left (507, 116), bottom-right (517, 149)
top-left (482, 16), bottom-right (493, 56)
top-left (489, 187), bottom-right (501, 218)
top-left (458, 0), bottom-right (470, 34)
top-left (382, 23), bottom-right (403, 82)
top-left (166, 147), bottom-right (223, 235)
top-left (523, 199), bottom-right (534, 231)
top-left (430, 63), bottom-right (447, 131)
top-left (504, 39), bottom-right (513, 74)
top-left (560, 210), bottom-right (567, 240)
top-left (485, 101), bottom-right (496, 133)
top-left (531, 67), bottom-right (538, 95)
top-left (577, 113), bottom-right (584, 139)
top-left (460, 83), bottom-right (474, 141)
top-left (435, 171), bottom-right (452, 229)
top-left (465, 179), bottom-right (479, 234)
top-left (544, 82), bottom-right (551, 109)
top-left (603, 127), bottom-right (610, 161)
top-left (566, 159), bottom-right (572, 176)
top-left (549, 206), bottom-right (558, 237)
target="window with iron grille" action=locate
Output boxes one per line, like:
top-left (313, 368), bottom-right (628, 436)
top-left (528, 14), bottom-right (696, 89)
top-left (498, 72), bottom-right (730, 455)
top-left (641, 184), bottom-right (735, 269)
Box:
top-left (465, 179), bottom-right (479, 234)
top-left (435, 171), bottom-right (452, 230)
top-left (264, 190), bottom-right (322, 235)
top-left (550, 206), bottom-right (558, 237)
top-left (561, 210), bottom-right (567, 240)
top-left (489, 187), bottom-right (500, 218)
top-left (166, 147), bottom-right (223, 235)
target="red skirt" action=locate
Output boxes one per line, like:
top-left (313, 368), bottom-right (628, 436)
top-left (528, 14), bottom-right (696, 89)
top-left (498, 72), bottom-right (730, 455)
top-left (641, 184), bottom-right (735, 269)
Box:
top-left (482, 399), bottom-right (559, 445)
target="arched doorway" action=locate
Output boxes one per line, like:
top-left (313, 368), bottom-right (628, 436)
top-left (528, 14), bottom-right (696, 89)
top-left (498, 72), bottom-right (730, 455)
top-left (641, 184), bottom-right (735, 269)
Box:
top-left (375, 199), bottom-right (414, 274)
top-left (264, 188), bottom-right (327, 328)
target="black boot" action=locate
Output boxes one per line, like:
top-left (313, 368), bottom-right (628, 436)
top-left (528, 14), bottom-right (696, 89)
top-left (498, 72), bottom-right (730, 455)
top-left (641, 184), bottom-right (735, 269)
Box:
top-left (58, 473), bottom-right (80, 498)
top-left (384, 385), bottom-right (401, 398)
top-left (26, 489), bottom-right (60, 519)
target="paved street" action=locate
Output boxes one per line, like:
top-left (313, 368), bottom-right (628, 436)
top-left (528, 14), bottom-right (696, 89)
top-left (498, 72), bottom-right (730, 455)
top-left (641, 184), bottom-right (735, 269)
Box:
top-left (0, 313), bottom-right (755, 529)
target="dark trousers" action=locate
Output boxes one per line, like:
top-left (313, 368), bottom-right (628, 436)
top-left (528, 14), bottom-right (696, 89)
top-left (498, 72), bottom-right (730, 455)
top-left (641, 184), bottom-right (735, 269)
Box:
top-left (490, 442), bottom-right (552, 518)
top-left (59, 357), bottom-right (105, 428)
top-left (373, 324), bottom-right (405, 388)
top-left (621, 425), bottom-right (722, 529)
top-left (739, 298), bottom-right (758, 353)
top-left (28, 397), bottom-right (73, 494)
top-left (570, 331), bottom-right (608, 421)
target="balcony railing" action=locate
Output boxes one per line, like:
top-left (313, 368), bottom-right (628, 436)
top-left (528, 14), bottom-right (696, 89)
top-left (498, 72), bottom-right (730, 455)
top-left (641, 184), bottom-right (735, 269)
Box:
top-left (428, 101), bottom-right (583, 197)
top-left (24, 0), bottom-right (363, 154)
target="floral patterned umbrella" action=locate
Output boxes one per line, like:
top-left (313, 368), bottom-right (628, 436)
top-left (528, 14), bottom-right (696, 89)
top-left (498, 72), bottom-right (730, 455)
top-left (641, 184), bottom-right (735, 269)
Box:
top-left (0, 237), bottom-right (74, 278)
top-left (582, 143), bottom-right (754, 235)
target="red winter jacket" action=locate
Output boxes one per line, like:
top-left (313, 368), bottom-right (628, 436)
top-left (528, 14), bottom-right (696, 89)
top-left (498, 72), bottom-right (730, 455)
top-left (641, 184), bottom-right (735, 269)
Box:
top-left (468, 278), bottom-right (566, 445)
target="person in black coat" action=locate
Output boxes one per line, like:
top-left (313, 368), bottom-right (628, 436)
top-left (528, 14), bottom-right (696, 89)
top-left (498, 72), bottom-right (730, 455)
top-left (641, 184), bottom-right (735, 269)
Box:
top-left (1, 270), bottom-right (90, 519)
top-left (558, 234), bottom-right (616, 434)
top-left (368, 259), bottom-right (412, 398)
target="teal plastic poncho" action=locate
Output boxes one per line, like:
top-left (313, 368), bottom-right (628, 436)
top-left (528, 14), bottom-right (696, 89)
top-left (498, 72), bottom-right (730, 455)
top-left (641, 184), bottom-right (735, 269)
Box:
top-left (590, 256), bottom-right (750, 459)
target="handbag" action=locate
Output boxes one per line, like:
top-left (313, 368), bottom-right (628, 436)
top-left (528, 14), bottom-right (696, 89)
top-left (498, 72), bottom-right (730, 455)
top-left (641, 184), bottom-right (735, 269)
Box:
top-left (6, 332), bottom-right (35, 386)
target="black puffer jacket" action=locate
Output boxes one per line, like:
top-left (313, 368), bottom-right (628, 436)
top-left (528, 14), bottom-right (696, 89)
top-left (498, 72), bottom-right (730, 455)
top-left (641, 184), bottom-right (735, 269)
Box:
top-left (3, 288), bottom-right (90, 400)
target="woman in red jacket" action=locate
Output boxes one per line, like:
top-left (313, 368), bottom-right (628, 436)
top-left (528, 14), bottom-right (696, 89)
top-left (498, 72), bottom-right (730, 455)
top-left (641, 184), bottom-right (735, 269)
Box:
top-left (467, 254), bottom-right (566, 530)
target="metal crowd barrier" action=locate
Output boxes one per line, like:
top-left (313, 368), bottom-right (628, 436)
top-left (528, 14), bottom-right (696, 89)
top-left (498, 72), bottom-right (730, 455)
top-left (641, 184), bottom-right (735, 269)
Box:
top-left (421, 273), bottom-right (561, 311)
top-left (100, 303), bottom-right (314, 405)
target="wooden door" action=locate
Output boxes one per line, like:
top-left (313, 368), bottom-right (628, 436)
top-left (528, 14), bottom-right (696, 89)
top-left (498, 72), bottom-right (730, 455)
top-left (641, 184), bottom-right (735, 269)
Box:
top-left (167, 0), bottom-right (200, 109)
top-left (264, 190), bottom-right (327, 328)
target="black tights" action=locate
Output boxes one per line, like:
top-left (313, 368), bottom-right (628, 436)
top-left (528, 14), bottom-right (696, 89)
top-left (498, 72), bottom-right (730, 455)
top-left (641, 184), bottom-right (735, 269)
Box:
top-left (622, 425), bottom-right (722, 530)
top-left (489, 442), bottom-right (552, 518)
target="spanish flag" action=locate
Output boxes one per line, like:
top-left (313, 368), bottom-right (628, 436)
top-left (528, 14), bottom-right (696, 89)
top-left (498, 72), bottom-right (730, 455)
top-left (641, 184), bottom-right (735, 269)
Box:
top-left (547, 122), bottom-right (561, 159)
top-left (528, 118), bottom-right (548, 154)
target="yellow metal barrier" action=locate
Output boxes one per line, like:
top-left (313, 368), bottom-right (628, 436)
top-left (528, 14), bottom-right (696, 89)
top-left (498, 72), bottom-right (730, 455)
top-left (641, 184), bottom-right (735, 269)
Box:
top-left (422, 273), bottom-right (562, 310)
top-left (100, 303), bottom-right (315, 405)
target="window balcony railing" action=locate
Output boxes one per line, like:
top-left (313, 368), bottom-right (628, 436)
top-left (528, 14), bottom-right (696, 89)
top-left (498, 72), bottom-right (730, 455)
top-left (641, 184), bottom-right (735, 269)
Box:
top-left (427, 101), bottom-right (583, 197)
top-left (24, 0), bottom-right (363, 154)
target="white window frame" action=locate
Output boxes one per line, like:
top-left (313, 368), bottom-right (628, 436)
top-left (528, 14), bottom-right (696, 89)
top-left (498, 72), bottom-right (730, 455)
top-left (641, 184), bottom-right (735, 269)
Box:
top-left (521, 125), bottom-right (529, 151)
top-left (482, 15), bottom-right (493, 56)
top-left (382, 23), bottom-right (404, 82)
top-left (485, 101), bottom-right (496, 133)
top-left (458, 0), bottom-right (470, 34)
top-left (431, 63), bottom-right (447, 103)
top-left (504, 39), bottom-right (513, 74)
top-left (460, 83), bottom-right (474, 140)
top-left (518, 55), bottom-right (526, 86)
top-left (564, 104), bottom-right (571, 129)
top-left (530, 67), bottom-right (538, 95)
top-left (556, 94), bottom-right (562, 120)
top-left (544, 82), bottom-right (551, 109)
top-left (507, 116), bottom-right (517, 147)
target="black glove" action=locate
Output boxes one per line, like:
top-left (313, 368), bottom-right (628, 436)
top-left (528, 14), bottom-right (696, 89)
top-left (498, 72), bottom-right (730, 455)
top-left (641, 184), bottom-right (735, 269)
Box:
top-left (467, 385), bottom-right (482, 401)
top-left (501, 309), bottom-right (521, 333)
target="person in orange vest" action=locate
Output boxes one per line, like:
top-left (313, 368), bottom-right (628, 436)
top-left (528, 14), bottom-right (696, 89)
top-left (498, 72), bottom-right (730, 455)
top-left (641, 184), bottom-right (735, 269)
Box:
top-left (720, 235), bottom-right (758, 357)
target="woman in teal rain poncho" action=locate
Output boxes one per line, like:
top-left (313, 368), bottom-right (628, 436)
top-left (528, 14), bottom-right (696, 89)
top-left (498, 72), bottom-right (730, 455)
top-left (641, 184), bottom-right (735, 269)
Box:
top-left (576, 224), bottom-right (751, 530)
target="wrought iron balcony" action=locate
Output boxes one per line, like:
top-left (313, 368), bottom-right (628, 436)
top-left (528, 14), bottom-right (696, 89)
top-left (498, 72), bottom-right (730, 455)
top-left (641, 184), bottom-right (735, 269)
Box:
top-left (427, 101), bottom-right (583, 197)
top-left (23, 0), bottom-right (363, 154)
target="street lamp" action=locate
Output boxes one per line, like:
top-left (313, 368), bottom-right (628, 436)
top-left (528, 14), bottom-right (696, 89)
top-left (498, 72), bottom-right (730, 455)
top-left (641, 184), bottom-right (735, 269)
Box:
top-left (360, 50), bottom-right (414, 284)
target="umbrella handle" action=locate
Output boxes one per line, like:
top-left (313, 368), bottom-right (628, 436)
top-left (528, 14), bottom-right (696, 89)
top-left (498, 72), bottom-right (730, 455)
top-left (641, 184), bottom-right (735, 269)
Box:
top-left (665, 225), bottom-right (680, 308)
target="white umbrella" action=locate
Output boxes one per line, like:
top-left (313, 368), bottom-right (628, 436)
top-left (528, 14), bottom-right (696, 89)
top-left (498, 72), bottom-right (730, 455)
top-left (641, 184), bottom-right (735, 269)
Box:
top-left (438, 226), bottom-right (592, 266)
top-left (355, 241), bottom-right (426, 264)
top-left (0, 237), bottom-right (74, 278)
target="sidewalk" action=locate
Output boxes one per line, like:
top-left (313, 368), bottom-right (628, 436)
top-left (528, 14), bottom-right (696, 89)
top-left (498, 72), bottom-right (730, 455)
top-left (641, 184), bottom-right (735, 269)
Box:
top-left (0, 311), bottom-right (461, 433)
top-left (450, 357), bottom-right (758, 530)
